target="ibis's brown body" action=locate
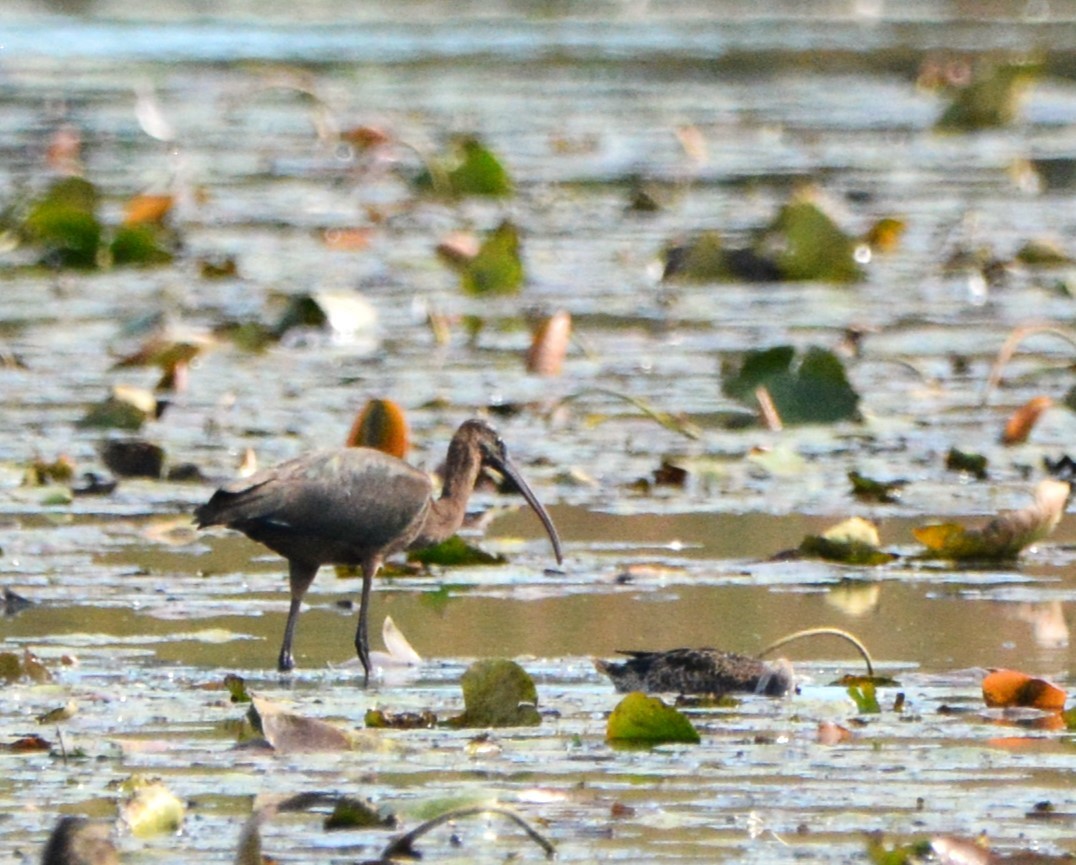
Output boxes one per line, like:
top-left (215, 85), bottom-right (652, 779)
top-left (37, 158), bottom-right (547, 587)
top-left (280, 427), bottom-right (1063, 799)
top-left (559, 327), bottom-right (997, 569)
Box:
top-left (195, 419), bottom-right (563, 684)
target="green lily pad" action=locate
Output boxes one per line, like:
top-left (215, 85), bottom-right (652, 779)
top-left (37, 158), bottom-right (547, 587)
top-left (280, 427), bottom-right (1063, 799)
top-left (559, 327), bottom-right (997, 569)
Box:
top-left (722, 345), bottom-right (860, 424)
top-left (413, 135), bottom-right (513, 197)
top-left (23, 177), bottom-right (102, 268)
top-left (757, 193), bottom-right (863, 283)
top-left (458, 221), bottom-right (524, 296)
top-left (450, 659), bottom-right (541, 728)
top-left (800, 517), bottom-right (895, 566)
top-left (935, 61), bottom-right (1038, 132)
top-left (408, 535), bottom-right (506, 567)
top-left (109, 224), bottom-right (173, 266)
top-left (605, 691), bottom-right (700, 745)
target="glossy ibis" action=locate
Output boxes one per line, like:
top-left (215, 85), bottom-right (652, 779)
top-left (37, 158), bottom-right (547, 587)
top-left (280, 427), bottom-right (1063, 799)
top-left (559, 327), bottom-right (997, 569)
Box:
top-left (195, 418), bottom-right (563, 684)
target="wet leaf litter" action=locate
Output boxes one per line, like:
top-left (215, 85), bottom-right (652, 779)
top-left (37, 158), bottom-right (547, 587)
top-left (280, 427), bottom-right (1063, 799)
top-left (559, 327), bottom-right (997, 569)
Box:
top-left (4, 3), bottom-right (1076, 864)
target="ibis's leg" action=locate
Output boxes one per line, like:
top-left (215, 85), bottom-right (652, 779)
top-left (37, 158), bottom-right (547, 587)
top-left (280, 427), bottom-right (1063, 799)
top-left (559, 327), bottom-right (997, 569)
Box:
top-left (354, 558), bottom-right (380, 686)
top-left (279, 561), bottom-right (318, 672)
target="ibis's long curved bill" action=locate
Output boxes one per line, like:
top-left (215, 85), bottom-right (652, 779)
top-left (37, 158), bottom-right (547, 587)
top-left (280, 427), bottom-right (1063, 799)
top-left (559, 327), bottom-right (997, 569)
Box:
top-left (489, 454), bottom-right (564, 565)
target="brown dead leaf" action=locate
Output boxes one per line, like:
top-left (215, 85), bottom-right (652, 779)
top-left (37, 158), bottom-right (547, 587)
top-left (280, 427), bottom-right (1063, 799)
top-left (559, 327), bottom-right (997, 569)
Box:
top-left (914, 479), bottom-right (1070, 560)
top-left (250, 695), bottom-right (353, 753)
top-left (1002, 396), bottom-right (1052, 444)
top-left (345, 398), bottom-right (409, 457)
top-left (526, 309), bottom-right (571, 376)
top-left (982, 668), bottom-right (1067, 710)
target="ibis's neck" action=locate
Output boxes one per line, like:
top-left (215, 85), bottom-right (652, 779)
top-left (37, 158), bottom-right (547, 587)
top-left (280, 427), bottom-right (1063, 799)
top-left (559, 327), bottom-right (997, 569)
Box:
top-left (418, 437), bottom-right (484, 545)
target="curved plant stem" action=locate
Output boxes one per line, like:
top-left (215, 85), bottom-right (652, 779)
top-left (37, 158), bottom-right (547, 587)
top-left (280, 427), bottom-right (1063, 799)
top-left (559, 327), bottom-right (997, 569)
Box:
top-left (757, 626), bottom-right (874, 677)
top-left (555, 387), bottom-right (703, 440)
top-left (980, 324), bottom-right (1076, 406)
top-left (378, 805), bottom-right (555, 861)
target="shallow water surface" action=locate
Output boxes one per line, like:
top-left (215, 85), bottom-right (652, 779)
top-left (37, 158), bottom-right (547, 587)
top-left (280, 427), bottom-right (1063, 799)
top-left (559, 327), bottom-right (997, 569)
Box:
top-left (2, 2), bottom-right (1076, 863)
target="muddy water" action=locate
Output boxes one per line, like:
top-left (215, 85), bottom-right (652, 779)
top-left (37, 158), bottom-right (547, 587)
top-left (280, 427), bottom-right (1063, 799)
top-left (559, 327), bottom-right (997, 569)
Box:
top-left (3, 2), bottom-right (1076, 863)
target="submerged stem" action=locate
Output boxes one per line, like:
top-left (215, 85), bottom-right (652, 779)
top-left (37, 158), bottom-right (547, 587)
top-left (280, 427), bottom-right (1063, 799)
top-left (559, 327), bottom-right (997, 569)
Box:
top-left (378, 805), bottom-right (556, 861)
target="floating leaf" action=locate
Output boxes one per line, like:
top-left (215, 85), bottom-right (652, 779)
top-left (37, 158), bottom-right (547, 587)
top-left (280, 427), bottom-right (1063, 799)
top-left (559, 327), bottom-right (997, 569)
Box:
top-left (274, 291), bottom-right (379, 340)
top-left (321, 226), bottom-right (372, 250)
top-left (224, 673), bottom-right (251, 703)
top-left (450, 659), bottom-right (541, 728)
top-left (100, 439), bottom-right (166, 478)
top-left (37, 699), bottom-right (77, 724)
top-left (414, 135), bottom-right (513, 197)
top-left (914, 479), bottom-right (1070, 561)
top-left (456, 221), bottom-right (524, 296)
top-left (1001, 396), bottom-right (1052, 445)
top-left (346, 398), bottom-right (410, 457)
top-left (118, 776), bottom-right (186, 837)
top-left (982, 669), bottom-right (1066, 711)
top-left (935, 61), bottom-right (1038, 131)
top-left (23, 455), bottom-right (76, 486)
top-left (364, 708), bottom-right (437, 729)
top-left (817, 720), bottom-right (854, 745)
top-left (526, 309), bottom-right (571, 376)
top-left (22, 176), bottom-right (102, 268)
top-left (757, 190), bottom-right (863, 283)
top-left (848, 681), bottom-right (881, 714)
top-left (863, 217), bottom-right (906, 254)
top-left (849, 470), bottom-right (906, 503)
top-left (866, 833), bottom-right (933, 865)
top-left (323, 796), bottom-right (397, 830)
top-left (662, 231), bottom-right (732, 281)
top-left (109, 224), bottom-right (174, 266)
top-left (249, 695), bottom-right (353, 753)
top-left (123, 193), bottom-right (173, 226)
top-left (606, 691), bottom-right (700, 745)
top-left (77, 385), bottom-right (159, 430)
top-left (945, 447), bottom-right (988, 480)
top-left (722, 345), bottom-right (860, 424)
top-left (799, 516), bottom-right (895, 565)
top-left (1015, 238), bottom-right (1072, 266)
top-left (408, 535), bottom-right (506, 567)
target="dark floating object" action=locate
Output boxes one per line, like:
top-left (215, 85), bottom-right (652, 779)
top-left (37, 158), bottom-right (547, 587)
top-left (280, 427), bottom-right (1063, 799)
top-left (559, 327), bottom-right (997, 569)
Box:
top-left (2, 587), bottom-right (33, 616)
top-left (195, 419), bottom-right (563, 685)
top-left (40, 815), bottom-right (118, 865)
top-left (595, 627), bottom-right (875, 696)
top-left (595, 648), bottom-right (795, 696)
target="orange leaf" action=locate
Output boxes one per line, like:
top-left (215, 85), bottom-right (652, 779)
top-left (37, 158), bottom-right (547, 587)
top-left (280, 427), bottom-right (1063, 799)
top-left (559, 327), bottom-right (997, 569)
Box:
top-left (346, 398), bottom-right (410, 458)
top-left (982, 668), bottom-right (1066, 710)
top-left (525, 310), bottom-right (571, 376)
top-left (1001, 395), bottom-right (1052, 444)
top-left (123, 194), bottom-right (174, 226)
top-left (322, 227), bottom-right (372, 251)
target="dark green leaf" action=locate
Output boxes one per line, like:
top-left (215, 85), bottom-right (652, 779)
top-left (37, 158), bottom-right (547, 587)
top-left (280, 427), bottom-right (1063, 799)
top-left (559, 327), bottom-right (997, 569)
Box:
top-left (945, 447), bottom-right (988, 480)
top-left (408, 535), bottom-right (506, 567)
top-left (109, 224), bottom-right (173, 266)
top-left (24, 178), bottom-right (102, 268)
top-left (413, 136), bottom-right (513, 197)
top-left (722, 345), bottom-right (860, 424)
